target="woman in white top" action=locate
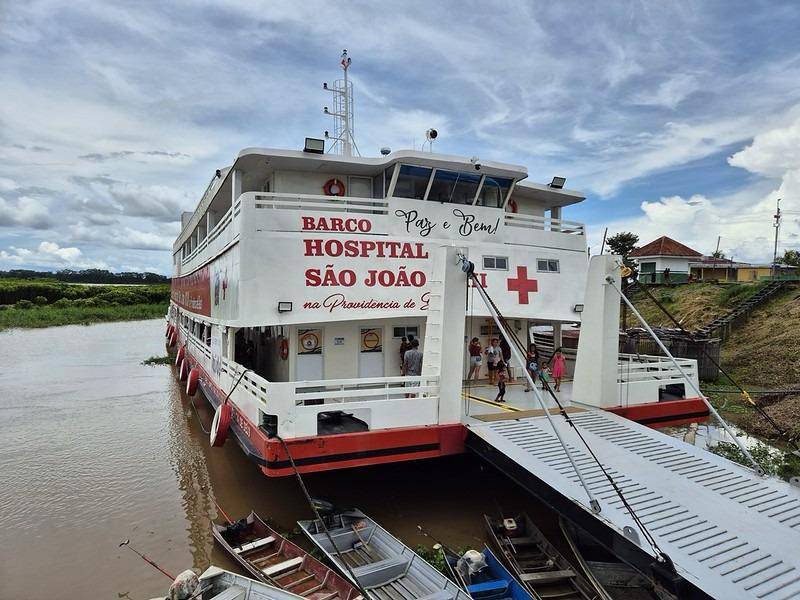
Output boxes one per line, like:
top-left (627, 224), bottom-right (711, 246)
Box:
top-left (485, 338), bottom-right (502, 385)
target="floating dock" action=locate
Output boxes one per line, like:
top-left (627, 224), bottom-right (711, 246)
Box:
top-left (466, 408), bottom-right (800, 600)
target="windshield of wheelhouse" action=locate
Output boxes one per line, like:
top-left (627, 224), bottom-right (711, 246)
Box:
top-left (426, 170), bottom-right (481, 204)
top-left (476, 176), bottom-right (512, 208)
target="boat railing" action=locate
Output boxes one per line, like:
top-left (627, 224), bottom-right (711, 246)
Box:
top-left (290, 375), bottom-right (439, 404)
top-left (180, 196), bottom-right (242, 272)
top-left (616, 353), bottom-right (700, 406)
top-left (251, 191), bottom-right (390, 215)
top-left (504, 212), bottom-right (585, 236)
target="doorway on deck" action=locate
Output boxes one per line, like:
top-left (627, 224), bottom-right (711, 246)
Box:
top-left (296, 328), bottom-right (324, 381)
top-left (358, 327), bottom-right (384, 378)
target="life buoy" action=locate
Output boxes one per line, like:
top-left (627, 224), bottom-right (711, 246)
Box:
top-left (178, 358), bottom-right (189, 381)
top-left (175, 346), bottom-right (186, 367)
top-left (323, 178), bottom-right (345, 197)
top-left (166, 324), bottom-right (173, 338)
top-left (210, 403), bottom-right (232, 447)
top-left (280, 338), bottom-right (289, 360)
top-left (509, 199), bottom-right (518, 213)
top-left (186, 368), bottom-right (200, 397)
top-left (168, 331), bottom-right (177, 347)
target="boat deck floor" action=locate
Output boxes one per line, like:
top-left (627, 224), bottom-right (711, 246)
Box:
top-left (467, 409), bottom-right (800, 600)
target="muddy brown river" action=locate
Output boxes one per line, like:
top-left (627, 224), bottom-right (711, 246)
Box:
top-left (0, 319), bottom-right (535, 599)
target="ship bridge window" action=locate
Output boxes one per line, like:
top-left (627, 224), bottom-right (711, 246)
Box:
top-left (427, 170), bottom-right (481, 204)
top-left (394, 165), bottom-right (432, 200)
top-left (476, 176), bottom-right (513, 208)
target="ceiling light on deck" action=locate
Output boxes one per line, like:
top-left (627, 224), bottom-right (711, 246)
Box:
top-left (549, 176), bottom-right (566, 189)
top-left (304, 137), bottom-right (325, 154)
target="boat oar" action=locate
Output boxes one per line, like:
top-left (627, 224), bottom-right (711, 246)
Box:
top-left (416, 525), bottom-right (460, 557)
top-left (119, 539), bottom-right (175, 581)
top-left (213, 498), bottom-right (234, 524)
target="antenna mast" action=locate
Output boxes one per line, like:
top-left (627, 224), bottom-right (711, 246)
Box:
top-left (323, 49), bottom-right (360, 157)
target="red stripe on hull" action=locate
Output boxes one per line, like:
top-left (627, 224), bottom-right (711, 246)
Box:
top-left (261, 424), bottom-right (466, 477)
top-left (605, 397), bottom-right (710, 428)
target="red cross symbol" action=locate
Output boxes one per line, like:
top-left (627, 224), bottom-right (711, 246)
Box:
top-left (507, 266), bottom-right (538, 304)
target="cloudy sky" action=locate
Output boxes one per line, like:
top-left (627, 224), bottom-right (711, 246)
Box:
top-left (2, 1), bottom-right (800, 274)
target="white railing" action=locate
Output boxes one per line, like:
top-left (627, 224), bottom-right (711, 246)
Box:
top-left (252, 191), bottom-right (389, 215)
top-left (181, 197), bottom-right (242, 271)
top-left (178, 326), bottom-right (442, 438)
top-left (504, 212), bottom-right (585, 236)
top-left (616, 353), bottom-right (700, 406)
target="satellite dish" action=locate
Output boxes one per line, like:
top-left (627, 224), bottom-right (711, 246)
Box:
top-left (380, 147), bottom-right (391, 156)
top-left (427, 129), bottom-right (438, 140)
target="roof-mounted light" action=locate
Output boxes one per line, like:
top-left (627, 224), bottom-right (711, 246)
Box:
top-left (549, 176), bottom-right (566, 189)
top-left (304, 137), bottom-right (325, 154)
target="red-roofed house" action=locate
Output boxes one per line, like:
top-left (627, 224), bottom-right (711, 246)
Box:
top-left (630, 236), bottom-right (702, 284)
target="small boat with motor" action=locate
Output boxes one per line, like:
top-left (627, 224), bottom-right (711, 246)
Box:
top-left (212, 510), bottom-right (363, 600)
top-left (439, 545), bottom-right (537, 600)
top-left (483, 514), bottom-right (596, 600)
top-left (298, 508), bottom-right (471, 600)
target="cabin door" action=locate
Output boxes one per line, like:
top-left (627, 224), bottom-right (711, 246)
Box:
top-left (348, 176), bottom-right (372, 198)
top-left (359, 327), bottom-right (384, 378)
top-left (296, 328), bottom-right (324, 381)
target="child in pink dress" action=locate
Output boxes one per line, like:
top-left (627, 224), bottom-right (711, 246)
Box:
top-left (551, 347), bottom-right (565, 392)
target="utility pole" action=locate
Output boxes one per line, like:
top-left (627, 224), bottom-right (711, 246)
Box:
top-left (772, 198), bottom-right (782, 278)
top-left (714, 235), bottom-right (721, 281)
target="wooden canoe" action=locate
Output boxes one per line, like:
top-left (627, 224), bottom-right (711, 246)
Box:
top-left (483, 514), bottom-right (596, 600)
top-left (212, 511), bottom-right (363, 600)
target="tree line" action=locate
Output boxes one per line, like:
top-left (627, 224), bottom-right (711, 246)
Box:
top-left (0, 269), bottom-right (169, 284)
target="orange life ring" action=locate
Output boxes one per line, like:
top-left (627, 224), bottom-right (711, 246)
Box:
top-left (323, 178), bottom-right (345, 197)
top-left (280, 338), bottom-right (289, 360)
top-left (186, 368), bottom-right (200, 397)
top-left (509, 199), bottom-right (518, 213)
top-left (175, 346), bottom-right (186, 367)
top-left (210, 403), bottom-right (232, 447)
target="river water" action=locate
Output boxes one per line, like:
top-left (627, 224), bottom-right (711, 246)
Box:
top-left (0, 320), bottom-right (532, 599)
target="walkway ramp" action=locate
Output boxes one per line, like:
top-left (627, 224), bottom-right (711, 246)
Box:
top-left (466, 409), bottom-right (800, 600)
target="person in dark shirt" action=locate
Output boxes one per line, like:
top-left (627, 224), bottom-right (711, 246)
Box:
top-left (499, 336), bottom-right (513, 381)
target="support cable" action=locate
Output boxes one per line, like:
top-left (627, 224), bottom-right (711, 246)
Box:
top-left (630, 280), bottom-right (800, 455)
top-left (272, 434), bottom-right (370, 598)
top-left (460, 255), bottom-right (674, 567)
top-left (609, 277), bottom-right (766, 475)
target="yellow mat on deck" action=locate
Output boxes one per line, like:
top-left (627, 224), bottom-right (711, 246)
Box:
top-left (472, 406), bottom-right (588, 422)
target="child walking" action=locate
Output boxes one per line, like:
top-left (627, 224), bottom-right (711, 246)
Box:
top-left (551, 347), bottom-right (565, 392)
top-left (495, 360), bottom-right (507, 402)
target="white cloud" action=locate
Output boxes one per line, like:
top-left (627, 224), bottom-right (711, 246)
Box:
top-left (0, 194), bottom-right (54, 229)
top-left (0, 241), bottom-right (108, 269)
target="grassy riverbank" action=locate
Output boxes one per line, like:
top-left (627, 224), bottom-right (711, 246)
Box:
top-left (0, 278), bottom-right (169, 330)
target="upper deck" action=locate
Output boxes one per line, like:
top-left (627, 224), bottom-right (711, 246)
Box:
top-left (171, 148), bottom-right (589, 325)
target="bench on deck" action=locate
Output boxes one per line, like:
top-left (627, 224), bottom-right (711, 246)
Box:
top-left (417, 591), bottom-right (455, 600)
top-left (233, 536), bottom-right (275, 554)
top-left (209, 585), bottom-right (247, 600)
top-left (467, 580), bottom-right (509, 598)
top-left (263, 556), bottom-right (304, 577)
top-left (519, 569), bottom-right (576, 583)
top-left (352, 555), bottom-right (409, 588)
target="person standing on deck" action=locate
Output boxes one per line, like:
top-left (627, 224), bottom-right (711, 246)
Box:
top-left (402, 338), bottom-right (423, 397)
top-left (551, 347), bottom-right (566, 392)
top-left (467, 337), bottom-right (482, 382)
top-left (499, 336), bottom-right (513, 382)
top-left (399, 336), bottom-right (410, 369)
top-left (485, 338), bottom-right (501, 385)
top-left (495, 360), bottom-right (507, 402)
top-left (524, 343), bottom-right (540, 392)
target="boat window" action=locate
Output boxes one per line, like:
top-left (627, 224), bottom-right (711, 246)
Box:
top-left (393, 165), bottom-right (432, 199)
top-left (537, 259), bottom-right (560, 273)
top-left (476, 176), bottom-right (513, 208)
top-left (426, 170), bottom-right (481, 204)
top-left (483, 256), bottom-right (508, 270)
top-left (392, 325), bottom-right (419, 338)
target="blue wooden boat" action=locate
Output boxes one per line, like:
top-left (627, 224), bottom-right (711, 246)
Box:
top-left (441, 546), bottom-right (538, 600)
